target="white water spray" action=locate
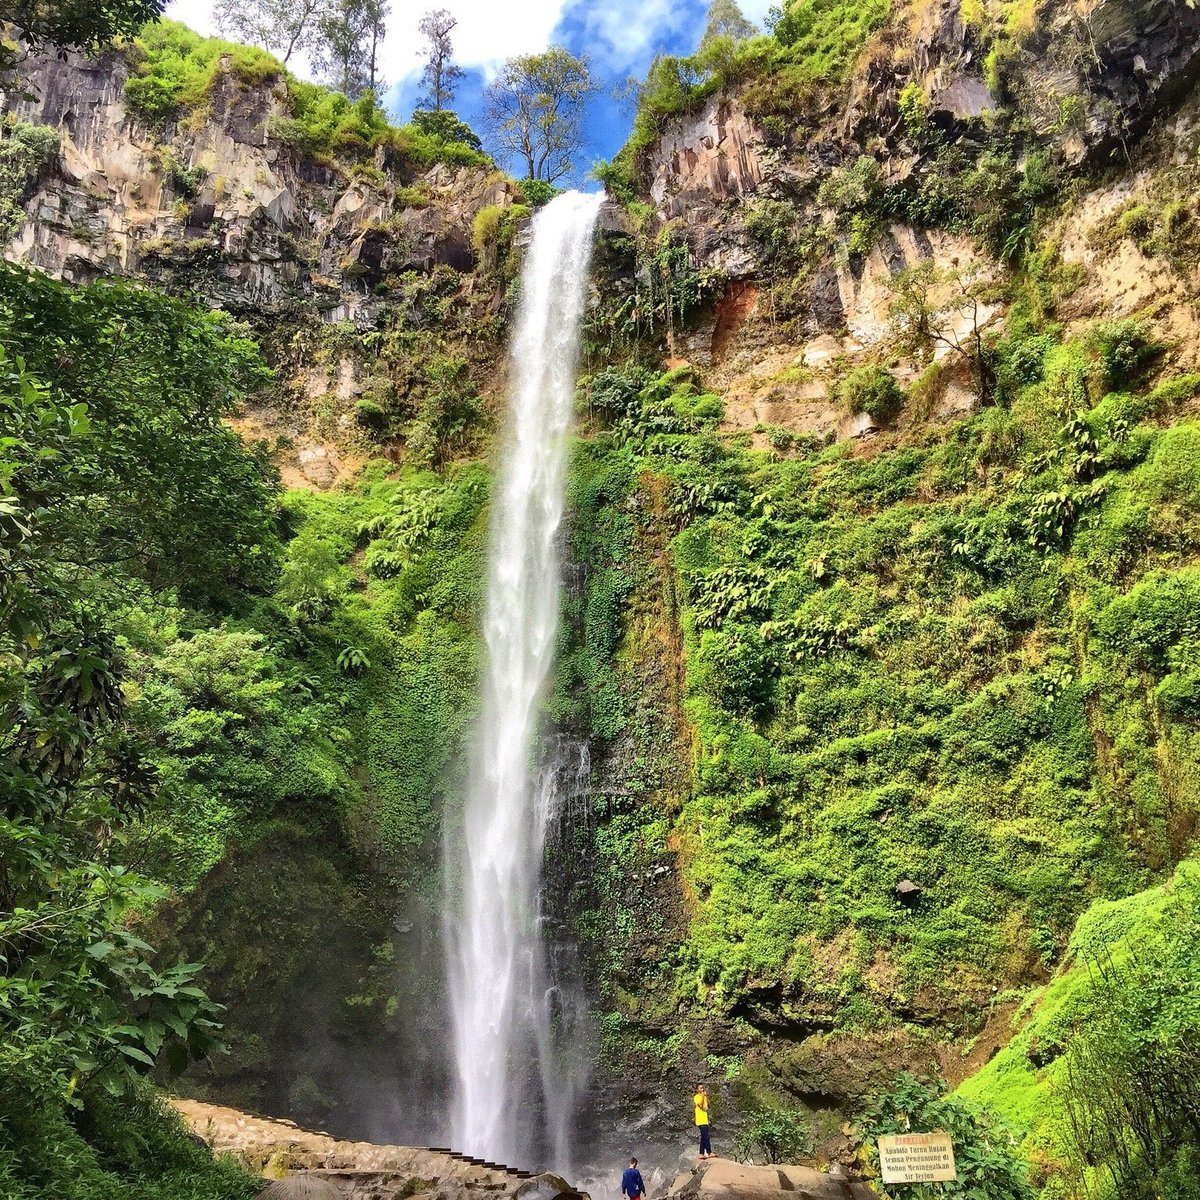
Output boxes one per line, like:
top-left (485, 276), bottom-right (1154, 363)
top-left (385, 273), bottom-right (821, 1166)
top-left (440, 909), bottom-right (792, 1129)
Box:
top-left (447, 190), bottom-right (604, 1168)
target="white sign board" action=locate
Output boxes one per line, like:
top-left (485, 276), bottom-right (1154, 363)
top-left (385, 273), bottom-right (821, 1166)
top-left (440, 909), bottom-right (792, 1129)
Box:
top-left (877, 1131), bottom-right (957, 1184)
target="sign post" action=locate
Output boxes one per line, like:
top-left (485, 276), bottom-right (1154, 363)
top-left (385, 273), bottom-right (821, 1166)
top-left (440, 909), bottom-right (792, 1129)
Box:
top-left (877, 1132), bottom-right (957, 1185)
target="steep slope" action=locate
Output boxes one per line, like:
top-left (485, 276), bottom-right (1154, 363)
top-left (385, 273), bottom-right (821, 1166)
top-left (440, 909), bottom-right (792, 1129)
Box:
top-left (2, 23), bottom-right (521, 485)
top-left (558, 0), bottom-right (1200, 1188)
top-left (6, 3), bottom-right (1200, 1195)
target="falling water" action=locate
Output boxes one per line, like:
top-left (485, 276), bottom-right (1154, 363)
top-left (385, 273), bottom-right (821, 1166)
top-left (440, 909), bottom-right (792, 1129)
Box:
top-left (447, 190), bottom-right (605, 1169)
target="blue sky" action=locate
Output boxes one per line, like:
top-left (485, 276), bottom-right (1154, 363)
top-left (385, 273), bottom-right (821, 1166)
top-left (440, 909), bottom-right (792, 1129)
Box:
top-left (165, 0), bottom-right (772, 182)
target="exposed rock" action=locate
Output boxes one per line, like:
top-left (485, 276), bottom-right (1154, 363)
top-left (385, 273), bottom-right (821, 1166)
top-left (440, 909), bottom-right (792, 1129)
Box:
top-left (173, 1099), bottom-right (586, 1200)
top-left (2, 48), bottom-right (512, 316)
top-left (260, 1179), bottom-right (342, 1200)
top-left (648, 97), bottom-right (765, 221)
top-left (664, 1159), bottom-right (872, 1200)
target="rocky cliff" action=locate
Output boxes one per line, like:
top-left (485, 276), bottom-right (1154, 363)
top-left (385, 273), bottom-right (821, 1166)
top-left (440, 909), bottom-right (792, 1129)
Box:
top-left (2, 41), bottom-right (517, 486)
top-left (633, 0), bottom-right (1200, 445)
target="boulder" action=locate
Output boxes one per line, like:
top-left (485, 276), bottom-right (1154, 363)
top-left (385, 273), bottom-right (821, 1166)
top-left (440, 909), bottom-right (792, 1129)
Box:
top-left (666, 1159), bottom-right (873, 1200)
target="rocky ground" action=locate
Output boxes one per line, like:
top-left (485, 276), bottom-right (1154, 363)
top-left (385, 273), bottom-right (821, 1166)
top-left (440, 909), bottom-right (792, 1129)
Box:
top-left (173, 1099), bottom-right (873, 1200)
top-left (172, 1099), bottom-right (581, 1200)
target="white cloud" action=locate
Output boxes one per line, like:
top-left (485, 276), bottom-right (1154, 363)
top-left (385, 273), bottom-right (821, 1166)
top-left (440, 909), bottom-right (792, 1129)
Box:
top-left (164, 0), bottom-right (219, 37)
top-left (567, 0), bottom-right (687, 69)
top-left (739, 0), bottom-right (776, 24)
top-left (391, 0), bottom-right (569, 84)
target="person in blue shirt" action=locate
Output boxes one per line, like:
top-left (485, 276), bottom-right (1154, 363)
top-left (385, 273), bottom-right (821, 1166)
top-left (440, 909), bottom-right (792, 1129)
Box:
top-left (621, 1157), bottom-right (646, 1200)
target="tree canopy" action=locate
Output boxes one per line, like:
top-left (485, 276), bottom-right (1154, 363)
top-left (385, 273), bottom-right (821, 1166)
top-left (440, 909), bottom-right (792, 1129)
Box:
top-left (214, 0), bottom-right (326, 63)
top-left (699, 0), bottom-right (758, 49)
top-left (483, 48), bottom-right (595, 183)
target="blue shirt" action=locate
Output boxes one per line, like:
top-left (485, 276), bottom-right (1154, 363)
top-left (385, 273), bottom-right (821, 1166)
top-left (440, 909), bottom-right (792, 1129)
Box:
top-left (622, 1168), bottom-right (645, 1197)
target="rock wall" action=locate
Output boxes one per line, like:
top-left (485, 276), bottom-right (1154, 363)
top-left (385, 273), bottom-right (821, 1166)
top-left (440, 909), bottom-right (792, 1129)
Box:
top-left (3, 49), bottom-right (508, 316)
top-left (634, 0), bottom-right (1200, 445)
top-left (1, 48), bottom-right (516, 483)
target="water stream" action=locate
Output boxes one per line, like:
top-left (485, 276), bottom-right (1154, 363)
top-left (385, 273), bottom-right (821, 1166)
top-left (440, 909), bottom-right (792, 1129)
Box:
top-left (446, 190), bottom-right (605, 1170)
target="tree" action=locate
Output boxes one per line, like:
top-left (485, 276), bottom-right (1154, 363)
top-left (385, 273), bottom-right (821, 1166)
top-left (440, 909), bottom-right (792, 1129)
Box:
top-left (888, 260), bottom-right (997, 404)
top-left (3, 0), bottom-right (163, 73)
top-left (417, 8), bottom-right (463, 113)
top-left (0, 276), bottom-right (268, 1135)
top-left (734, 1106), bottom-right (812, 1164)
top-left (412, 108), bottom-right (483, 151)
top-left (214, 0), bottom-right (328, 64)
top-left (315, 0), bottom-right (389, 97)
top-left (483, 48), bottom-right (595, 183)
top-left (699, 0), bottom-right (758, 49)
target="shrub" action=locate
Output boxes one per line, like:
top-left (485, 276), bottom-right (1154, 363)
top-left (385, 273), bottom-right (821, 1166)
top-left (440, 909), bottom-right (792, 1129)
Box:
top-left (838, 365), bottom-right (905, 423)
top-left (410, 107), bottom-right (483, 151)
top-left (1086, 318), bottom-right (1161, 390)
top-left (734, 1106), bottom-right (813, 1164)
top-left (854, 1075), bottom-right (1033, 1200)
top-left (0, 120), bottom-right (59, 241)
top-left (898, 82), bottom-right (930, 138)
top-left (518, 178), bottom-right (560, 206)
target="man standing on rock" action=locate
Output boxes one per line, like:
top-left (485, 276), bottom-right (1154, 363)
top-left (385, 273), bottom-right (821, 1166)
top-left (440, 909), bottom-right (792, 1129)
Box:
top-left (694, 1084), bottom-right (713, 1160)
top-left (622, 1157), bottom-right (646, 1200)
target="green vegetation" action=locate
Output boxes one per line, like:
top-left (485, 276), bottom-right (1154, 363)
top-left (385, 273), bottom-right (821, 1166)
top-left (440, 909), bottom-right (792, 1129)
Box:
top-left (854, 1075), bottom-right (1032, 1199)
top-left (837, 365), bottom-right (904, 423)
top-left (0, 120), bottom-right (60, 241)
top-left (0, 255), bottom-right (490, 1184)
top-left (1, 0), bottom-right (163, 74)
top-left (735, 1105), bottom-right (813, 1164)
top-left (124, 20), bottom-right (487, 168)
top-left (960, 862), bottom-right (1200, 1199)
top-left (0, 262), bottom-right (271, 1195)
top-left (603, 0), bottom-right (891, 196)
top-left (568, 306), bottom-right (1200, 1130)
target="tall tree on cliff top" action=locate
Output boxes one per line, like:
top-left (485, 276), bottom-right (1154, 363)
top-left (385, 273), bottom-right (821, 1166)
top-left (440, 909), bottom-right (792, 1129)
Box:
top-left (699, 0), bottom-right (758, 49)
top-left (483, 48), bottom-right (595, 183)
top-left (417, 8), bottom-right (463, 113)
top-left (315, 0), bottom-right (389, 97)
top-left (214, 0), bottom-right (327, 64)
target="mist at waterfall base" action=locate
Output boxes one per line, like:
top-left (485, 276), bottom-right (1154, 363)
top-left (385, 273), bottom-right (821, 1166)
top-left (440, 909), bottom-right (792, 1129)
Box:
top-left (445, 190), bottom-right (606, 1174)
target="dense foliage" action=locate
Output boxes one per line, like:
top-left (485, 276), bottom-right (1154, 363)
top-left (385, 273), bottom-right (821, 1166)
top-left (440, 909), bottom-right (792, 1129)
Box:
top-left (854, 1074), bottom-right (1032, 1199)
top-left (565, 310), bottom-right (1200, 1146)
top-left (124, 20), bottom-right (486, 167)
top-left (0, 264), bottom-right (272, 1195)
top-left (961, 861), bottom-right (1200, 1198)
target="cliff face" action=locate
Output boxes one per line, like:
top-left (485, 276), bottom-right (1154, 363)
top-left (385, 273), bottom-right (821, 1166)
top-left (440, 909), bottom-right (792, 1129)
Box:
top-left (636, 0), bottom-right (1200, 446)
top-left (2, 47), bottom-right (514, 486)
top-left (565, 0), bottom-right (1200, 1174)
top-left (5, 49), bottom-right (505, 311)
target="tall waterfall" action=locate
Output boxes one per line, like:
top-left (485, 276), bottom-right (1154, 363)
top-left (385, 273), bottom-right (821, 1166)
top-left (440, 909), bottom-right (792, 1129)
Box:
top-left (447, 190), bottom-right (604, 1169)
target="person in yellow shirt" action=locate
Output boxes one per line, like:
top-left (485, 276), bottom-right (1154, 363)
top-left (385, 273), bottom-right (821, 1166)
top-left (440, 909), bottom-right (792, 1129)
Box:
top-left (694, 1083), bottom-right (713, 1160)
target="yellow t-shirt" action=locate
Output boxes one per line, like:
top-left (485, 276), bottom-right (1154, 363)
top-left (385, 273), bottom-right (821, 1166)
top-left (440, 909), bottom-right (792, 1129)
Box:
top-left (694, 1092), bottom-right (709, 1126)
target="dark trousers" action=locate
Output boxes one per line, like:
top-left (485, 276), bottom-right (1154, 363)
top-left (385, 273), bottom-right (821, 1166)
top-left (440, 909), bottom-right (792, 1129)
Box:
top-left (699, 1125), bottom-right (712, 1155)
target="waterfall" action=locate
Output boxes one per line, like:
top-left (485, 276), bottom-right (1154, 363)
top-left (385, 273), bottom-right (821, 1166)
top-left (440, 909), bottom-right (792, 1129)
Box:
top-left (447, 190), bottom-right (604, 1169)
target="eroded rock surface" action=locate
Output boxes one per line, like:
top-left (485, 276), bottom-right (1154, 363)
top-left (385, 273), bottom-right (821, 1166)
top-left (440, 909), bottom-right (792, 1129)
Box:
top-left (3, 49), bottom-right (509, 315)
